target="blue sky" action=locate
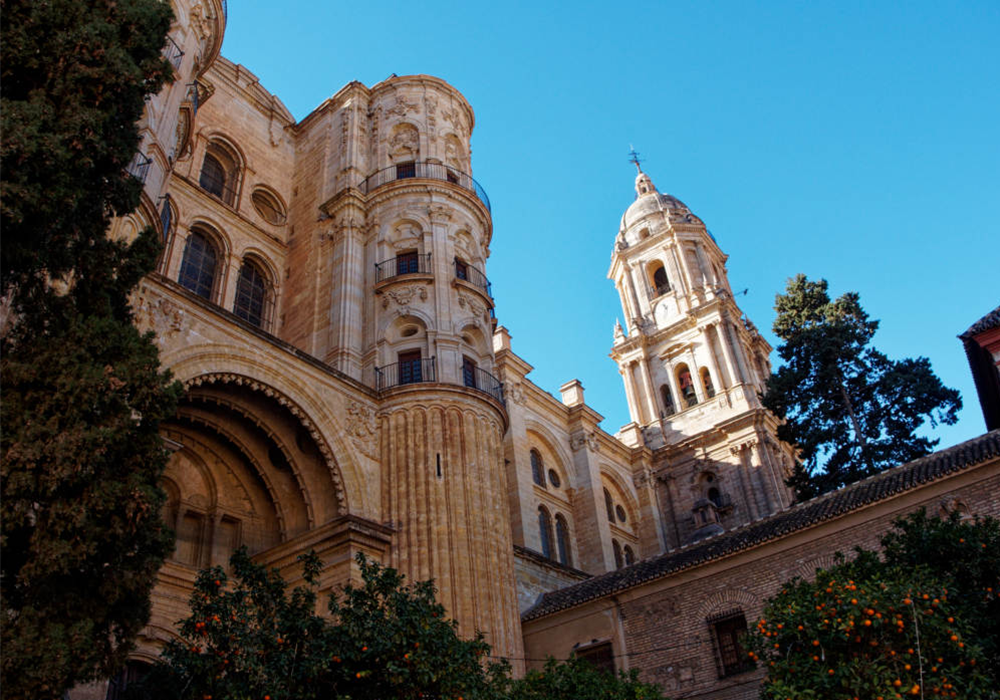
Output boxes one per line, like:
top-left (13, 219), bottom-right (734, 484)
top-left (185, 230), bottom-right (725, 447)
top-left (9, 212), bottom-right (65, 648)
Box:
top-left (222, 1), bottom-right (999, 448)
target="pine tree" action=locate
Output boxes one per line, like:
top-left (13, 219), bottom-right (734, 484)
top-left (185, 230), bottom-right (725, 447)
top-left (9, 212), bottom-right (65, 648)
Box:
top-left (762, 275), bottom-right (961, 497)
top-left (1, 1), bottom-right (179, 698)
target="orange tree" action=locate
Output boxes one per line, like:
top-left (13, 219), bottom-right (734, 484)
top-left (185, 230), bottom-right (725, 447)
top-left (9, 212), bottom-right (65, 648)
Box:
top-left (506, 656), bottom-right (664, 700)
top-left (749, 513), bottom-right (1000, 700)
top-left (133, 549), bottom-right (508, 700)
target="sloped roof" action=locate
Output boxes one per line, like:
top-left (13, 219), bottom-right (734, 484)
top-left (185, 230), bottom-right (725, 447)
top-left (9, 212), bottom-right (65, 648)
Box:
top-left (961, 305), bottom-right (1000, 338)
top-left (522, 430), bottom-right (1000, 622)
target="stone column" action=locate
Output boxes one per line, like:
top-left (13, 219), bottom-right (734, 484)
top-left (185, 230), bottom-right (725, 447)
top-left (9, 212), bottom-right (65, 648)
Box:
top-left (701, 326), bottom-right (726, 391)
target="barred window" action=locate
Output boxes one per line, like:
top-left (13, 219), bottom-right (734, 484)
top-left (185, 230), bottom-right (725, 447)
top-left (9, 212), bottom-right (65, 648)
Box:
top-left (178, 231), bottom-right (217, 300)
top-left (709, 610), bottom-right (753, 678)
top-left (233, 261), bottom-right (269, 328)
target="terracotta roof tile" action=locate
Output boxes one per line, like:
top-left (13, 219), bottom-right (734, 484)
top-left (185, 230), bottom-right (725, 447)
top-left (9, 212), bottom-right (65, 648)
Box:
top-left (961, 305), bottom-right (1000, 338)
top-left (522, 430), bottom-right (1000, 622)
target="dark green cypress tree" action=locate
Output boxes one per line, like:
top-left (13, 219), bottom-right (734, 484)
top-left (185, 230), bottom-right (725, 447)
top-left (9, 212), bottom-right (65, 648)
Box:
top-left (762, 275), bottom-right (961, 498)
top-left (1, 1), bottom-right (180, 698)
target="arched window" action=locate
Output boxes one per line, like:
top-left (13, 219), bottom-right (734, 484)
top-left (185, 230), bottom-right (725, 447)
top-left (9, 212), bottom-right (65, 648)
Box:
top-left (538, 506), bottom-right (553, 559)
top-left (199, 142), bottom-right (239, 206)
top-left (555, 514), bottom-right (571, 567)
top-left (701, 367), bottom-right (716, 398)
top-left (250, 188), bottom-right (286, 225)
top-left (233, 260), bottom-right (269, 329)
top-left (660, 384), bottom-right (675, 417)
top-left (604, 488), bottom-right (615, 523)
top-left (651, 263), bottom-right (670, 296)
top-left (612, 539), bottom-right (623, 569)
top-left (178, 230), bottom-right (217, 300)
top-left (677, 364), bottom-right (698, 408)
top-left (623, 544), bottom-right (635, 566)
top-left (530, 449), bottom-right (546, 487)
top-left (708, 487), bottom-right (722, 508)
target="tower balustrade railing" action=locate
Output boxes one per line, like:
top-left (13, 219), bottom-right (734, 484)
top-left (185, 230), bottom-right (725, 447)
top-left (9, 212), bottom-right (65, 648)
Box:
top-left (375, 357), bottom-right (437, 391)
top-left (454, 261), bottom-right (493, 299)
top-left (375, 253), bottom-right (432, 284)
top-left (464, 366), bottom-right (505, 405)
top-left (359, 161), bottom-right (491, 214)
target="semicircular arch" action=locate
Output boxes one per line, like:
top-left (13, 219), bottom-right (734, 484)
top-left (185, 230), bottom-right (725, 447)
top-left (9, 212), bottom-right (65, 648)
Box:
top-left (161, 346), bottom-right (369, 516)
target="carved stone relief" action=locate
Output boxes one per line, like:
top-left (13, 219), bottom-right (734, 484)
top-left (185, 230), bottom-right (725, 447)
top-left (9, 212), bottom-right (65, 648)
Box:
top-left (346, 401), bottom-right (378, 459)
top-left (456, 292), bottom-right (484, 320)
top-left (506, 382), bottom-right (527, 406)
top-left (385, 94), bottom-right (420, 119)
top-left (570, 432), bottom-right (600, 453)
top-left (388, 123), bottom-right (419, 160)
top-left (381, 285), bottom-right (428, 309)
top-left (134, 292), bottom-right (185, 339)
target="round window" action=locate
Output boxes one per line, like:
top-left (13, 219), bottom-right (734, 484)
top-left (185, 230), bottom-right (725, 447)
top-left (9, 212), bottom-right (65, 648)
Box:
top-left (547, 469), bottom-right (561, 488)
top-left (251, 188), bottom-right (286, 225)
top-left (615, 504), bottom-right (627, 523)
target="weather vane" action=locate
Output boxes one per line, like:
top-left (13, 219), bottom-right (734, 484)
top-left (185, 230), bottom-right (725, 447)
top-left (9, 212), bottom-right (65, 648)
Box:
top-left (628, 145), bottom-right (644, 173)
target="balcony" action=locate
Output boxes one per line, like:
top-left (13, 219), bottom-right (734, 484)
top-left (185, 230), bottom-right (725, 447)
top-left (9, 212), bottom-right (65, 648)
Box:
top-left (374, 357), bottom-right (505, 406)
top-left (375, 357), bottom-right (437, 391)
top-left (359, 161), bottom-right (491, 214)
top-left (463, 365), bottom-right (505, 404)
top-left (454, 260), bottom-right (492, 299)
top-left (375, 253), bottom-right (432, 284)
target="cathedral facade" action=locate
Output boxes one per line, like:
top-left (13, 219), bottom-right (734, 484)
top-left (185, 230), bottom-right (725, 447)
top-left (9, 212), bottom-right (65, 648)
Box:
top-left (81, 2), bottom-right (1000, 698)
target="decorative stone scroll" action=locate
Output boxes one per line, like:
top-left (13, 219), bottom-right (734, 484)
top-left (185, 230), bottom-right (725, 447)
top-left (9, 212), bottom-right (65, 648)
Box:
top-left (381, 285), bottom-right (428, 309)
top-left (182, 372), bottom-right (347, 512)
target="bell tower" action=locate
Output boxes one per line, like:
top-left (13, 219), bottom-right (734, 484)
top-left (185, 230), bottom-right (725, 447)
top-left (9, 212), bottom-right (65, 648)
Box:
top-left (608, 162), bottom-right (796, 546)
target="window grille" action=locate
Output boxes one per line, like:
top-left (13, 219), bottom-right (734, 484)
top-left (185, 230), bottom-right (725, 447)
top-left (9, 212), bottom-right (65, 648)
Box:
top-left (178, 232), bottom-right (217, 299)
top-left (708, 610), bottom-right (753, 678)
top-left (233, 262), bottom-right (269, 329)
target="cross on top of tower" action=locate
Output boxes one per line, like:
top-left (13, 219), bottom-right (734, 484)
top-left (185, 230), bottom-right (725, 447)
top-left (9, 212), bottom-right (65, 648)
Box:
top-left (628, 145), bottom-right (644, 173)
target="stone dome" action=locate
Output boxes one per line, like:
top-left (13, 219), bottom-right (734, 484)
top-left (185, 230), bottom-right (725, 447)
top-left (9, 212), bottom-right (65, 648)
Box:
top-left (619, 170), bottom-right (697, 232)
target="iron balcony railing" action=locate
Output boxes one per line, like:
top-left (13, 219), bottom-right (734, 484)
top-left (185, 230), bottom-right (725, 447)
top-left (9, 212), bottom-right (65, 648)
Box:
top-left (359, 161), bottom-right (491, 214)
top-left (455, 261), bottom-right (492, 298)
top-left (375, 253), bottom-right (432, 284)
top-left (126, 153), bottom-right (153, 184)
top-left (463, 366), bottom-right (505, 404)
top-left (163, 35), bottom-right (184, 70)
top-left (375, 357), bottom-right (437, 391)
